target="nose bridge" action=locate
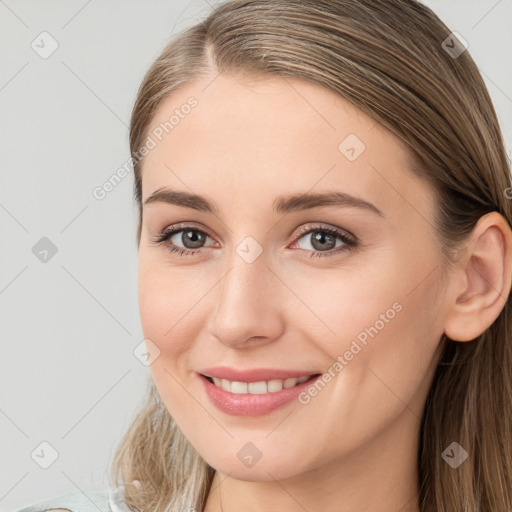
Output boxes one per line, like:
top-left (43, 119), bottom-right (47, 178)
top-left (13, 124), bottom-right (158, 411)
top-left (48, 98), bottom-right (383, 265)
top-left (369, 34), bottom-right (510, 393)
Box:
top-left (216, 243), bottom-right (272, 317)
top-left (207, 240), bottom-right (284, 347)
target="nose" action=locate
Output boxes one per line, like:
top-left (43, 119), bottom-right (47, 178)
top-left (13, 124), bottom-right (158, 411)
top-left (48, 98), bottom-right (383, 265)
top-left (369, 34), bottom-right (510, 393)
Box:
top-left (205, 247), bottom-right (286, 350)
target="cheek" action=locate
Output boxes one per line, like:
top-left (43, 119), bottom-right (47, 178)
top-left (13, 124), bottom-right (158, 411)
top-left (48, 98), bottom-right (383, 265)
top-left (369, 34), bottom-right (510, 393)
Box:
top-left (292, 279), bottom-right (441, 454)
top-left (137, 261), bottom-right (203, 417)
top-left (278, 260), bottom-right (406, 360)
top-left (137, 259), bottom-right (202, 362)
top-left (286, 249), bottom-right (443, 402)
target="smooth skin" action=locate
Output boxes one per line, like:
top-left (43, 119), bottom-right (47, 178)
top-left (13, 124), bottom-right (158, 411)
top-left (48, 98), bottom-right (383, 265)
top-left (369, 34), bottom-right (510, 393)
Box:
top-left (137, 71), bottom-right (512, 512)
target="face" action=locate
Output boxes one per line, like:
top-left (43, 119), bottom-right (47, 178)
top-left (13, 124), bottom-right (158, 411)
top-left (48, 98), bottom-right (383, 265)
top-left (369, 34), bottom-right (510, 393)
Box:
top-left (137, 72), bottom-right (447, 481)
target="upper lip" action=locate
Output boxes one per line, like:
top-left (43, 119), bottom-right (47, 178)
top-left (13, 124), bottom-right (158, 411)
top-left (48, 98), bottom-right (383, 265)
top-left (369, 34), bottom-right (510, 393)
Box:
top-left (199, 366), bottom-right (320, 382)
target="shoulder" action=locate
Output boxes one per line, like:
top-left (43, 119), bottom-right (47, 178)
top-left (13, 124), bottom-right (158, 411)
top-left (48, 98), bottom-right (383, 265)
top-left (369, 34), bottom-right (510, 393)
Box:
top-left (15, 486), bottom-right (130, 512)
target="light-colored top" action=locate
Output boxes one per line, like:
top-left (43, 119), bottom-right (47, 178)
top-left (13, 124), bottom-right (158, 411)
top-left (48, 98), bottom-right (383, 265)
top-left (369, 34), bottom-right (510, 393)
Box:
top-left (14, 485), bottom-right (131, 512)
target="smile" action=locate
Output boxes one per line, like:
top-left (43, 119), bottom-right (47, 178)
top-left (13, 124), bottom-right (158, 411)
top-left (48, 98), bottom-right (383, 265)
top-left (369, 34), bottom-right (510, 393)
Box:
top-left (198, 370), bottom-right (322, 416)
top-left (204, 375), bottom-right (312, 394)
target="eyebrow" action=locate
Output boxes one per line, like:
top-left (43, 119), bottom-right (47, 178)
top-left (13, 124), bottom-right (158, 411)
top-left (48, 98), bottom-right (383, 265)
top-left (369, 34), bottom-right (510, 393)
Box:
top-left (143, 187), bottom-right (384, 217)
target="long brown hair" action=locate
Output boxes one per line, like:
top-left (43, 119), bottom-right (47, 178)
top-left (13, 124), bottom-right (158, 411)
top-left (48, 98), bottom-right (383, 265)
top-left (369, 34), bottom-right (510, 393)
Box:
top-left (109, 1), bottom-right (512, 510)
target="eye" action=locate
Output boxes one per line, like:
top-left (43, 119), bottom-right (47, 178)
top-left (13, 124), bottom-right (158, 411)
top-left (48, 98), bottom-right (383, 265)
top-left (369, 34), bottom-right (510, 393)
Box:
top-left (290, 224), bottom-right (358, 258)
top-left (150, 223), bottom-right (216, 257)
top-left (150, 223), bottom-right (358, 258)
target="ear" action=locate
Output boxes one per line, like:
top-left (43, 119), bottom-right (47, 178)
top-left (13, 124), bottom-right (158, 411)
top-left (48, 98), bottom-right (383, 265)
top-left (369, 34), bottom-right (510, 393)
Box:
top-left (443, 211), bottom-right (512, 342)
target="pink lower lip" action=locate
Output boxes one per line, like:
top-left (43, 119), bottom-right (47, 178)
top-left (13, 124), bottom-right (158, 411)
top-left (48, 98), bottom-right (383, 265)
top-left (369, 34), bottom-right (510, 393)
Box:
top-left (198, 373), bottom-right (321, 416)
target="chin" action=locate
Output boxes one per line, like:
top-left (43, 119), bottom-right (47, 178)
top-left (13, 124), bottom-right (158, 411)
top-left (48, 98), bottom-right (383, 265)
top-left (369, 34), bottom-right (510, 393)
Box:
top-left (201, 445), bottom-right (311, 482)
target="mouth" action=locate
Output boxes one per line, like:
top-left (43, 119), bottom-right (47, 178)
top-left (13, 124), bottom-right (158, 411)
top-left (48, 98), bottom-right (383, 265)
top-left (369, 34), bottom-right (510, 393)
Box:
top-left (198, 371), bottom-right (322, 416)
top-left (200, 373), bottom-right (321, 394)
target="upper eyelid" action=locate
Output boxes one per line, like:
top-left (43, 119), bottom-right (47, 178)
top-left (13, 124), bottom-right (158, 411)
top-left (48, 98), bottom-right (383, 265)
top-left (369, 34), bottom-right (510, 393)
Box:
top-left (163, 222), bottom-right (215, 240)
top-left (294, 223), bottom-right (354, 238)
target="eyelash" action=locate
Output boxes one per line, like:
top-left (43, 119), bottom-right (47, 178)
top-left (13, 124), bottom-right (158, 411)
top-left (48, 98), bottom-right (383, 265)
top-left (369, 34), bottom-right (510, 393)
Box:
top-left (150, 223), bottom-right (358, 259)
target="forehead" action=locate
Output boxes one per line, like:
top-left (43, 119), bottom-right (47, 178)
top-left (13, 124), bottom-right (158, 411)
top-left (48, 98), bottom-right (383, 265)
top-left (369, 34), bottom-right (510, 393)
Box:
top-left (139, 73), bottom-right (434, 223)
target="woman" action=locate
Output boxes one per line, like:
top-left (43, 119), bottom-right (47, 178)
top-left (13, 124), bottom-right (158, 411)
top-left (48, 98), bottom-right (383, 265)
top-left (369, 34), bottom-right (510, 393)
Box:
top-left (18, 0), bottom-right (512, 511)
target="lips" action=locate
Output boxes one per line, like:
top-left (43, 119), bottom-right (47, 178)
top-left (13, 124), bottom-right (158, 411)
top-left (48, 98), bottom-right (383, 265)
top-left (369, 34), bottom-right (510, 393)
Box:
top-left (198, 366), bottom-right (322, 416)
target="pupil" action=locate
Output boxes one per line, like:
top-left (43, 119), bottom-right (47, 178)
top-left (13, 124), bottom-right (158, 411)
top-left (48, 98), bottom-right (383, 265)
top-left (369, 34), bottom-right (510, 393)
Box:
top-left (312, 231), bottom-right (335, 251)
top-left (183, 230), bottom-right (205, 249)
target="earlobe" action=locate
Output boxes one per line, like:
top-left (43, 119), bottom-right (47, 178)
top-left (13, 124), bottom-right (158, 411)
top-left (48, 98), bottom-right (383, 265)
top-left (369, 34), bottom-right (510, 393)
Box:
top-left (443, 212), bottom-right (512, 342)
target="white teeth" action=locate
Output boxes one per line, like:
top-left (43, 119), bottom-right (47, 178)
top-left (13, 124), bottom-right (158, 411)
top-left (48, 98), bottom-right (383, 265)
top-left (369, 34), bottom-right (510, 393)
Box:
top-left (209, 375), bottom-right (313, 394)
top-left (231, 381), bottom-right (248, 393)
top-left (248, 381), bottom-right (267, 394)
top-left (283, 378), bottom-right (298, 389)
top-left (267, 379), bottom-right (284, 392)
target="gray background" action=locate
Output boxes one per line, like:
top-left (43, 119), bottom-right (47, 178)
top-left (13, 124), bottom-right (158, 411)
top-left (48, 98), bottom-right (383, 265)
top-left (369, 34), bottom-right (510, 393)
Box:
top-left (1, 1), bottom-right (511, 510)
